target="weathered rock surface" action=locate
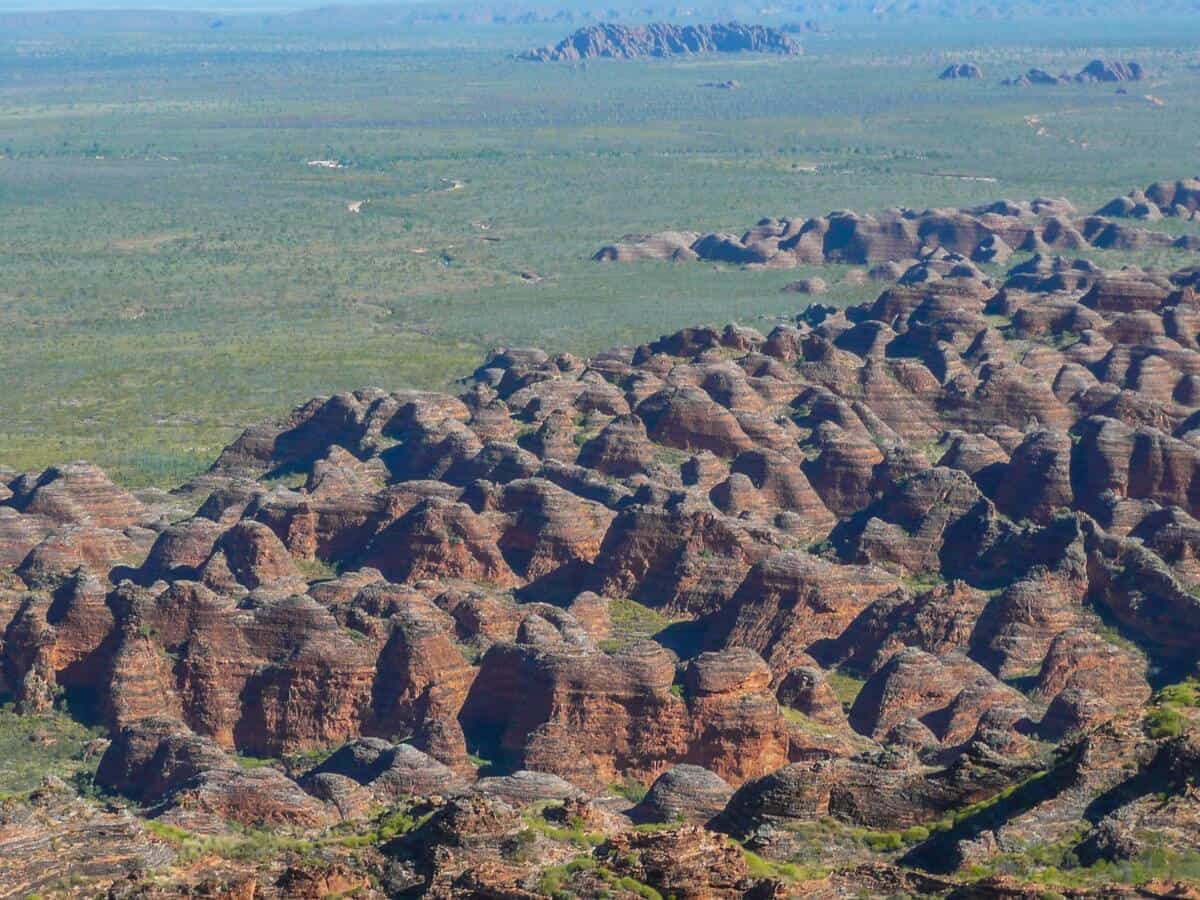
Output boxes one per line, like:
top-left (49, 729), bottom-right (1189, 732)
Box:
top-left (519, 22), bottom-right (801, 62)
top-left (97, 717), bottom-right (335, 827)
top-left (632, 764), bottom-right (734, 824)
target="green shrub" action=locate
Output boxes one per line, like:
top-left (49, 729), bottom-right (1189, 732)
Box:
top-left (616, 876), bottom-right (664, 900)
top-left (296, 557), bottom-right (339, 582)
top-left (824, 670), bottom-right (866, 710)
top-left (143, 820), bottom-right (191, 844)
top-left (1157, 680), bottom-right (1200, 708)
top-left (742, 849), bottom-right (816, 881)
top-left (611, 776), bottom-right (649, 803)
top-left (603, 599), bottom-right (672, 653)
top-left (337, 805), bottom-right (428, 847)
top-left (1146, 706), bottom-right (1184, 739)
top-left (861, 831), bottom-right (904, 852)
top-left (536, 857), bottom-right (597, 896)
top-left (234, 754), bottom-right (276, 769)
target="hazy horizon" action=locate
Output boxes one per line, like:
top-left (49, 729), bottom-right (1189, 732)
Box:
top-left (0, 0), bottom-right (384, 10)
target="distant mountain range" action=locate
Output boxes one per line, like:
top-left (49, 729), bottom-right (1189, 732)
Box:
top-left (0, 0), bottom-right (1194, 34)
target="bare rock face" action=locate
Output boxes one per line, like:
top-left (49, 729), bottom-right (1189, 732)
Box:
top-left (459, 624), bottom-right (688, 787)
top-left (971, 560), bottom-right (1088, 677)
top-left (135, 517), bottom-right (224, 584)
top-left (1033, 628), bottom-right (1151, 737)
top-left (0, 466), bottom-right (162, 588)
top-left (493, 477), bottom-right (614, 582)
top-left (729, 448), bottom-right (834, 528)
top-left (16, 523), bottom-right (140, 588)
top-left (587, 500), bottom-right (763, 615)
top-left (682, 649), bottom-right (792, 783)
top-left (719, 739), bottom-right (1036, 834)
top-left (96, 717), bottom-right (334, 827)
top-left (520, 22), bottom-right (801, 63)
top-left (0, 784), bottom-right (176, 897)
top-left (1073, 416), bottom-right (1200, 517)
top-left (16, 569), bottom-right (478, 767)
top-left (848, 648), bottom-right (1028, 747)
top-left (474, 769), bottom-right (585, 804)
top-left (201, 519), bottom-right (303, 592)
top-left (363, 498), bottom-right (518, 587)
top-left (991, 427), bottom-right (1073, 523)
top-left (715, 551), bottom-right (899, 679)
top-left (576, 413), bottom-right (656, 477)
top-left (803, 425), bottom-right (886, 516)
top-left (599, 826), bottom-right (756, 899)
top-left (3, 569), bottom-right (114, 711)
top-left (776, 662), bottom-right (844, 724)
top-left (0, 507), bottom-right (53, 569)
top-left (633, 764), bottom-right (734, 824)
top-left (6, 462), bottom-right (147, 530)
top-left (637, 387), bottom-right (756, 458)
top-left (302, 738), bottom-right (466, 801)
top-left (830, 466), bottom-right (993, 575)
top-left (828, 579), bottom-right (989, 675)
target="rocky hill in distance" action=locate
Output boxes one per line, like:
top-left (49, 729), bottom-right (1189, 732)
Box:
top-left (593, 186), bottom-right (1200, 275)
top-left (1098, 177), bottom-right (1200, 221)
top-left (939, 62), bottom-right (984, 79)
top-left (519, 22), bottom-right (801, 62)
top-left (1002, 58), bottom-right (1146, 86)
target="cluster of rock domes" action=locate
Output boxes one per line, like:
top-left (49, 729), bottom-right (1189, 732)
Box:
top-left (594, 191), bottom-right (1200, 271)
top-left (4, 231), bottom-right (1200, 895)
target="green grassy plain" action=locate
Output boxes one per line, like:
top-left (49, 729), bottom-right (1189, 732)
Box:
top-left (2, 19), bottom-right (1200, 486)
top-left (0, 703), bottom-right (104, 796)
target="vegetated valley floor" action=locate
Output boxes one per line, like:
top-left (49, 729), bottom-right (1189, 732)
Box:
top-left (2, 17), bottom-right (1200, 487)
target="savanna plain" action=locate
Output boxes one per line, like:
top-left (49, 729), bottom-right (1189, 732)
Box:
top-left (3, 18), bottom-right (1200, 486)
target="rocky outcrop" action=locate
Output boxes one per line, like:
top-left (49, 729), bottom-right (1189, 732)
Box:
top-left (1076, 59), bottom-right (1145, 83)
top-left (301, 737), bottom-right (467, 801)
top-left (713, 552), bottom-right (898, 678)
top-left (718, 740), bottom-right (1037, 833)
top-left (1098, 177), bottom-right (1200, 220)
top-left (596, 826), bottom-right (755, 899)
top-left (1003, 60), bottom-right (1144, 87)
top-left (6, 462), bottom-right (147, 530)
top-left (519, 22), bottom-right (801, 62)
top-left (848, 648), bottom-right (1028, 747)
top-left (0, 779), bottom-right (176, 898)
top-left (1003, 67), bottom-right (1071, 86)
top-left (939, 62), bottom-right (983, 80)
top-left (633, 764), bottom-right (734, 824)
top-left (96, 717), bottom-right (335, 827)
top-left (459, 617), bottom-right (789, 789)
top-left (1033, 628), bottom-right (1150, 737)
top-left (593, 192), bottom-right (1193, 274)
